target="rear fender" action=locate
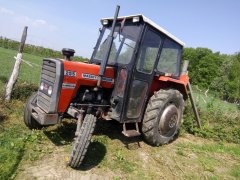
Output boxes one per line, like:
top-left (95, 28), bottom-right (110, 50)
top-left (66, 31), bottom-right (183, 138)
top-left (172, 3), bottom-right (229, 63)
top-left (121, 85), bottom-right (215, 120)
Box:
top-left (150, 75), bottom-right (189, 100)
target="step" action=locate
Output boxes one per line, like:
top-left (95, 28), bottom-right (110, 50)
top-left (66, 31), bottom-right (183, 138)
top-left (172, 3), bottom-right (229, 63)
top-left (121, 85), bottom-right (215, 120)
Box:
top-left (122, 122), bottom-right (141, 137)
top-left (122, 129), bottom-right (141, 137)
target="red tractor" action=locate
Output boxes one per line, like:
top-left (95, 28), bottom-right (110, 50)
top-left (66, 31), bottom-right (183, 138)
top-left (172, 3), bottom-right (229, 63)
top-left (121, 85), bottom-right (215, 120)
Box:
top-left (24, 6), bottom-right (192, 168)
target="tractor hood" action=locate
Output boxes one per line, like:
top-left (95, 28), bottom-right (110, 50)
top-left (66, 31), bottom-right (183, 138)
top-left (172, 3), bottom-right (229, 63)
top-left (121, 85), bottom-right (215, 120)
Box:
top-left (57, 60), bottom-right (115, 112)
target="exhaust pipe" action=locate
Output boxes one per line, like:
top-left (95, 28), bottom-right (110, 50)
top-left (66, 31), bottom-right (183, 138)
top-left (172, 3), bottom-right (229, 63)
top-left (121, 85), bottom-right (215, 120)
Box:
top-left (97, 5), bottom-right (120, 87)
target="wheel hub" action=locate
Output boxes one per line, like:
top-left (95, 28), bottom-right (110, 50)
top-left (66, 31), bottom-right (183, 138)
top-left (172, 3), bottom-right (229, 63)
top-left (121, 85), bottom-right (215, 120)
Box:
top-left (159, 104), bottom-right (179, 136)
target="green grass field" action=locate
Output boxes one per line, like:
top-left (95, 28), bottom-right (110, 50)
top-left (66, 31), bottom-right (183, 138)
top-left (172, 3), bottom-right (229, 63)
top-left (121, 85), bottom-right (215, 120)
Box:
top-left (192, 90), bottom-right (238, 112)
top-left (0, 47), bottom-right (239, 179)
top-left (0, 47), bottom-right (42, 93)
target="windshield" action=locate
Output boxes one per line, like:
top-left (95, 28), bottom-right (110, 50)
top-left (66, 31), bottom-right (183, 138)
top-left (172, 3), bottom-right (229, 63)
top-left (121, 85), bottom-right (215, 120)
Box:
top-left (94, 24), bottom-right (141, 65)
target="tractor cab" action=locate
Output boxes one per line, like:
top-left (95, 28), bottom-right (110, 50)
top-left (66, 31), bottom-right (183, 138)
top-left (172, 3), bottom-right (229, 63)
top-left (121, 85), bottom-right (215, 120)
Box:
top-left (90, 15), bottom-right (185, 123)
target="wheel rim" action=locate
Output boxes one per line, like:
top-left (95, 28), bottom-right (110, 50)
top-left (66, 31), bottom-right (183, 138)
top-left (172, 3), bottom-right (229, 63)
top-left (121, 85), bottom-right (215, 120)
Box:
top-left (159, 104), bottom-right (179, 136)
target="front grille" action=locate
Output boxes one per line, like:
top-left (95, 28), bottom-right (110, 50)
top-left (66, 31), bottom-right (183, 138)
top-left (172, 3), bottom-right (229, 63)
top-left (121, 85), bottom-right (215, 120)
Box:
top-left (37, 91), bottom-right (52, 112)
top-left (37, 59), bottom-right (63, 113)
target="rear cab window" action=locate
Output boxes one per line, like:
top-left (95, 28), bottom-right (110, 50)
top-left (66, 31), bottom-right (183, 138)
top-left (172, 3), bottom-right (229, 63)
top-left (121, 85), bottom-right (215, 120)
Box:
top-left (157, 38), bottom-right (182, 77)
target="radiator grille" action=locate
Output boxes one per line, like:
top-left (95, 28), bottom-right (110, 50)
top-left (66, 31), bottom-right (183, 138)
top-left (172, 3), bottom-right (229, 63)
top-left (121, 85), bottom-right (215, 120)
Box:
top-left (37, 60), bottom-right (56, 113)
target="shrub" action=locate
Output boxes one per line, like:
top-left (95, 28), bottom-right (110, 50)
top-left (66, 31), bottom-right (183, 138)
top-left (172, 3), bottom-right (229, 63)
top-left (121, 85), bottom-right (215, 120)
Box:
top-left (182, 101), bottom-right (240, 144)
top-left (11, 82), bottom-right (38, 100)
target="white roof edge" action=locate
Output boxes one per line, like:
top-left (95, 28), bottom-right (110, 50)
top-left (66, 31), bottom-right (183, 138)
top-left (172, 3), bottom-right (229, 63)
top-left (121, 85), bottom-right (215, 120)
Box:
top-left (101, 14), bottom-right (185, 47)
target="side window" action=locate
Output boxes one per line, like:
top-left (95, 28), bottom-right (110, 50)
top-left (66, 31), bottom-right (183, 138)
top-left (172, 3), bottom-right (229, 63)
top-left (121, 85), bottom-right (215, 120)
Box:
top-left (95, 28), bottom-right (111, 60)
top-left (157, 38), bottom-right (182, 76)
top-left (137, 29), bottom-right (162, 74)
top-left (117, 39), bottom-right (136, 64)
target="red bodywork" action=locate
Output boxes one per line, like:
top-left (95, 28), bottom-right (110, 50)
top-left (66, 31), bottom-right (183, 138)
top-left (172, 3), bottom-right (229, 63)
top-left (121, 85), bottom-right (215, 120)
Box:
top-left (57, 60), bottom-right (114, 112)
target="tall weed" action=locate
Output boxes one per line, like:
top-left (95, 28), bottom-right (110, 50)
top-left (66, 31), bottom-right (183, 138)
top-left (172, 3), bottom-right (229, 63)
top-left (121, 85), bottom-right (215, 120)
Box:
top-left (182, 100), bottom-right (240, 144)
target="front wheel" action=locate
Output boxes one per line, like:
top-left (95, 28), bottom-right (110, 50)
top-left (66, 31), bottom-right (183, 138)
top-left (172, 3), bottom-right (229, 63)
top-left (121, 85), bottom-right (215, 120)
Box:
top-left (68, 114), bottom-right (96, 168)
top-left (142, 89), bottom-right (184, 146)
top-left (24, 92), bottom-right (43, 129)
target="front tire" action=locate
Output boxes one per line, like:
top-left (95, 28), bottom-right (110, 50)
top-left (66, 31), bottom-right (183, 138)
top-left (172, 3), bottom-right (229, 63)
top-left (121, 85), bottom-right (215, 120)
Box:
top-left (142, 89), bottom-right (184, 146)
top-left (68, 114), bottom-right (96, 168)
top-left (24, 92), bottom-right (43, 129)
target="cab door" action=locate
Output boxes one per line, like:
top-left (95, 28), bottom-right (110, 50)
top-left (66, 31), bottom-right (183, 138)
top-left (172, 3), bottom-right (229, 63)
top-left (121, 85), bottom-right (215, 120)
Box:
top-left (123, 27), bottom-right (163, 122)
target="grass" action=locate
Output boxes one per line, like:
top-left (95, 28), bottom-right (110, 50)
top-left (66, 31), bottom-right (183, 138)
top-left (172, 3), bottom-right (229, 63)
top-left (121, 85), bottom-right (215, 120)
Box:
top-left (0, 99), bottom-right (44, 179)
top-left (0, 126), bottom-right (26, 179)
top-left (174, 139), bottom-right (240, 179)
top-left (182, 101), bottom-right (240, 144)
top-left (0, 47), bottom-right (46, 179)
top-left (230, 166), bottom-right (240, 178)
top-left (0, 99), bottom-right (239, 179)
top-left (192, 88), bottom-right (238, 112)
top-left (176, 142), bottom-right (240, 157)
top-left (0, 47), bottom-right (42, 93)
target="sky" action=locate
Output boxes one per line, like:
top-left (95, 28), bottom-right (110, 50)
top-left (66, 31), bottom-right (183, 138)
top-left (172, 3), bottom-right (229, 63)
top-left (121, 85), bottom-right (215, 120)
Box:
top-left (0, 0), bottom-right (239, 58)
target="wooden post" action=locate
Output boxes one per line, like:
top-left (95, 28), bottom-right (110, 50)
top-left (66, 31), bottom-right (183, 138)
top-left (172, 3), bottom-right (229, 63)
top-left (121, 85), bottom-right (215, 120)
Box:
top-left (187, 81), bottom-right (202, 128)
top-left (181, 60), bottom-right (202, 128)
top-left (5, 26), bottom-right (28, 101)
top-left (181, 60), bottom-right (189, 75)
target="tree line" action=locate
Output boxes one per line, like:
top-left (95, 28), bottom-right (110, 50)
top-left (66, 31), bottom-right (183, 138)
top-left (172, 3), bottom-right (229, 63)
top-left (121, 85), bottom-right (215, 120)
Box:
top-left (0, 36), bottom-right (88, 62)
top-left (183, 48), bottom-right (240, 103)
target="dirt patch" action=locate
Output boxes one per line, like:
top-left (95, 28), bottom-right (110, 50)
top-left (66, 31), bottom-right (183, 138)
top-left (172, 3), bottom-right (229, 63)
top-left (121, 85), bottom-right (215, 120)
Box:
top-left (16, 146), bottom-right (115, 180)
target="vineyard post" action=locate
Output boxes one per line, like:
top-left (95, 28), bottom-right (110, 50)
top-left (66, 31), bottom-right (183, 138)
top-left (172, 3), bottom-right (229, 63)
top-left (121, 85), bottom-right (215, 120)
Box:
top-left (5, 26), bottom-right (28, 101)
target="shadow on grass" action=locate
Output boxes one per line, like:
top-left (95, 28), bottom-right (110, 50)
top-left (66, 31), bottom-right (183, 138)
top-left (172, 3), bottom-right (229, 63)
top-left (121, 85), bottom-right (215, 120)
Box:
top-left (0, 114), bottom-right (7, 122)
top-left (43, 118), bottom-right (142, 170)
top-left (0, 76), bottom-right (7, 83)
top-left (44, 119), bottom-right (107, 170)
top-left (43, 120), bottom-right (76, 146)
top-left (78, 141), bottom-right (106, 171)
top-left (94, 120), bottom-right (143, 148)
top-left (7, 145), bottom-right (26, 179)
top-left (0, 101), bottom-right (7, 123)
top-left (44, 118), bottom-right (143, 148)
top-left (12, 83), bottom-right (38, 100)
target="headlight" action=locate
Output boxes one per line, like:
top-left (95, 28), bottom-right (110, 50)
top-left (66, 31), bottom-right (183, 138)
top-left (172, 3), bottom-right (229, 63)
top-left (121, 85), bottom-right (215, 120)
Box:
top-left (48, 86), bottom-right (53, 95)
top-left (133, 16), bottom-right (140, 23)
top-left (102, 19), bottom-right (108, 25)
top-left (40, 82), bottom-right (44, 90)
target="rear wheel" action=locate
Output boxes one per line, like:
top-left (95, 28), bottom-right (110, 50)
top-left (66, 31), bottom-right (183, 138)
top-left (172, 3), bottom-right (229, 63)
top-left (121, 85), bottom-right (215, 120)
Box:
top-left (68, 114), bottom-right (96, 168)
top-left (24, 92), bottom-right (43, 129)
top-left (142, 89), bottom-right (184, 146)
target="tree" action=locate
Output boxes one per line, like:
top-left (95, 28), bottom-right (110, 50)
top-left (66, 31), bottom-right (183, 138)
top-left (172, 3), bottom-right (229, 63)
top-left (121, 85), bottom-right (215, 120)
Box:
top-left (208, 52), bottom-right (240, 103)
top-left (182, 47), bottom-right (224, 88)
top-left (227, 53), bottom-right (240, 102)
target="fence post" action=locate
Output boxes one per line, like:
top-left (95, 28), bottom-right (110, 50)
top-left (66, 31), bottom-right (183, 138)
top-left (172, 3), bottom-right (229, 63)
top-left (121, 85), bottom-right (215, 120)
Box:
top-left (187, 82), bottom-right (202, 128)
top-left (5, 26), bottom-right (28, 101)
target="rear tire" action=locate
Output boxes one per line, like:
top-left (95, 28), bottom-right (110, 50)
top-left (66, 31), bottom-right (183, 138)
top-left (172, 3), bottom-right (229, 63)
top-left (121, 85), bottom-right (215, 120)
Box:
top-left (24, 92), bottom-right (43, 129)
top-left (68, 114), bottom-right (96, 168)
top-left (142, 89), bottom-right (184, 146)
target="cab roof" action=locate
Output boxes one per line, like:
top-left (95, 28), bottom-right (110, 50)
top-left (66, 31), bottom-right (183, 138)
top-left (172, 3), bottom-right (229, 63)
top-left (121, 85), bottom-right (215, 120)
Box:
top-left (101, 14), bottom-right (185, 47)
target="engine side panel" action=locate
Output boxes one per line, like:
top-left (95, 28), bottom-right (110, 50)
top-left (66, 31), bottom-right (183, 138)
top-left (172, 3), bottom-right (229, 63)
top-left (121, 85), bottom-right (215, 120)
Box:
top-left (57, 61), bottom-right (114, 112)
